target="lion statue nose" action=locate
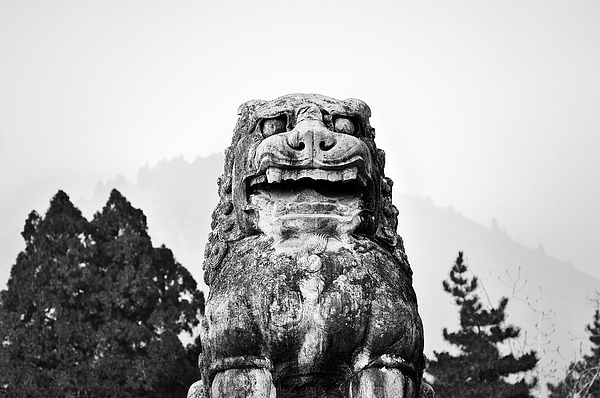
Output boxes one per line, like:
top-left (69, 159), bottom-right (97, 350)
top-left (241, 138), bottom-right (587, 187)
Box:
top-left (288, 104), bottom-right (338, 154)
top-left (285, 121), bottom-right (338, 157)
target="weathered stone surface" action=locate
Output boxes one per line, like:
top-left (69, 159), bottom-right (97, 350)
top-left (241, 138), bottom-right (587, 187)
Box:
top-left (187, 380), bottom-right (205, 398)
top-left (192, 94), bottom-right (432, 397)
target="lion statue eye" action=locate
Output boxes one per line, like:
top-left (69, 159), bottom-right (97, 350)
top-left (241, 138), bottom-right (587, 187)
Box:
top-left (262, 116), bottom-right (287, 137)
top-left (333, 117), bottom-right (356, 136)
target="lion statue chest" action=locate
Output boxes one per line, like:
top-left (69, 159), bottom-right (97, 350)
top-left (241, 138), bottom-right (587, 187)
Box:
top-left (204, 235), bottom-right (419, 373)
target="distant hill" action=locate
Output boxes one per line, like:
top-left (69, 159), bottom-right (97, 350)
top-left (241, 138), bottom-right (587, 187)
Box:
top-left (80, 154), bottom-right (599, 389)
top-left (79, 154), bottom-right (221, 289)
top-left (396, 193), bottom-right (599, 388)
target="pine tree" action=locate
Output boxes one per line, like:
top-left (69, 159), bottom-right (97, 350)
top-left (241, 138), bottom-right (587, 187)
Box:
top-left (548, 308), bottom-right (600, 397)
top-left (0, 191), bottom-right (94, 396)
top-left (0, 189), bottom-right (204, 397)
top-left (428, 252), bottom-right (538, 398)
top-left (86, 189), bottom-right (204, 397)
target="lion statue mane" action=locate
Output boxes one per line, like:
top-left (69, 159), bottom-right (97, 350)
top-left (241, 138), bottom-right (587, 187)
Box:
top-left (193, 94), bottom-right (432, 398)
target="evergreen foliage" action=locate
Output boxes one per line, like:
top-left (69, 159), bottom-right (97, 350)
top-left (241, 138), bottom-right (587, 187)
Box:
top-left (0, 189), bottom-right (204, 397)
top-left (428, 252), bottom-right (538, 398)
top-left (548, 308), bottom-right (600, 397)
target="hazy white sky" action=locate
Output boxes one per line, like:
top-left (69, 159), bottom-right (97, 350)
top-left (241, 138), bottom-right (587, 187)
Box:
top-left (1, 1), bottom-right (599, 281)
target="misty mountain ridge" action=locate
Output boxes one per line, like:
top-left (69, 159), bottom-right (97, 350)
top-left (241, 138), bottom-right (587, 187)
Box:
top-left (77, 154), bottom-right (598, 386)
top-left (396, 193), bottom-right (598, 383)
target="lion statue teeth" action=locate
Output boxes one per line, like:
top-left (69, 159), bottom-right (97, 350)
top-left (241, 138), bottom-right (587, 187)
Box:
top-left (192, 94), bottom-right (433, 398)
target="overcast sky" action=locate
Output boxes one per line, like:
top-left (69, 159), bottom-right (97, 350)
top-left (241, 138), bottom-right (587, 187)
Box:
top-left (1, 1), bottom-right (599, 283)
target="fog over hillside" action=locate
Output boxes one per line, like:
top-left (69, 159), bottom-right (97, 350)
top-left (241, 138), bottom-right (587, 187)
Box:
top-left (396, 194), bottom-right (599, 385)
top-left (73, 154), bottom-right (600, 387)
top-left (78, 154), bottom-right (221, 285)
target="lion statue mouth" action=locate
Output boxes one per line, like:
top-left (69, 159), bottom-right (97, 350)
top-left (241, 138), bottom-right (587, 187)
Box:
top-left (247, 166), bottom-right (369, 239)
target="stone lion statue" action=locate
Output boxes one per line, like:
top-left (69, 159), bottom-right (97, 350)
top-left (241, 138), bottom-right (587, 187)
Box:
top-left (189, 94), bottom-right (433, 398)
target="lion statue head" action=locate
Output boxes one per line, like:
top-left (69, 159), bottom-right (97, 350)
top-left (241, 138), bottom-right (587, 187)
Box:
top-left (204, 93), bottom-right (408, 284)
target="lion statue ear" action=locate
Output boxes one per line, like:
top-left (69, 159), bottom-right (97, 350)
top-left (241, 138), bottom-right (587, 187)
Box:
top-left (237, 99), bottom-right (266, 116)
top-left (342, 97), bottom-right (371, 117)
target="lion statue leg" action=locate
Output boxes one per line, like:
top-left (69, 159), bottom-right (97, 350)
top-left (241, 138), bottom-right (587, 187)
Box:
top-left (211, 368), bottom-right (276, 398)
top-left (348, 368), bottom-right (434, 398)
top-left (349, 368), bottom-right (415, 397)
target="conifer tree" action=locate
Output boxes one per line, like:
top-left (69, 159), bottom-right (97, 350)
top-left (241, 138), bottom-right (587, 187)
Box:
top-left (548, 308), bottom-right (600, 397)
top-left (0, 191), bottom-right (93, 396)
top-left (428, 252), bottom-right (538, 398)
top-left (0, 189), bottom-right (204, 397)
